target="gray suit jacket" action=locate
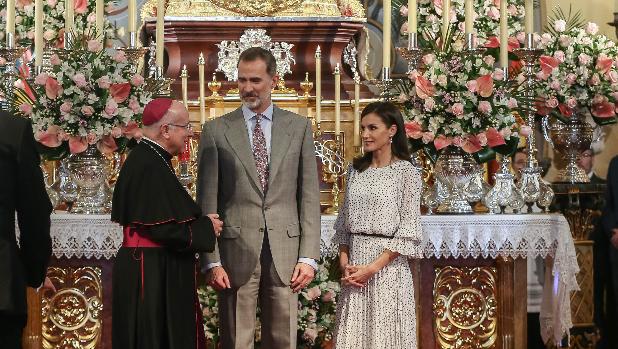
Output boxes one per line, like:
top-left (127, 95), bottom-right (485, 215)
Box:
top-left (197, 106), bottom-right (320, 287)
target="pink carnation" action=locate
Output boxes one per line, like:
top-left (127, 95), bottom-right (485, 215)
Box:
top-left (451, 102), bottom-right (464, 117)
top-left (303, 286), bottom-right (321, 301)
top-left (87, 39), bottom-right (103, 52)
top-left (478, 100), bottom-right (492, 114)
top-left (19, 103), bottom-right (32, 115)
top-left (104, 100), bottom-right (118, 118)
top-left (71, 73), bottom-right (88, 88)
top-left (97, 75), bottom-right (111, 89)
top-left (466, 80), bottom-right (478, 93)
top-left (130, 74), bottom-right (144, 86)
top-left (49, 53), bottom-right (61, 65)
top-left (34, 72), bottom-right (49, 85)
top-left (519, 125), bottom-right (533, 137)
top-left (60, 101), bottom-right (72, 114)
top-left (545, 97), bottom-right (559, 108)
top-left (113, 50), bottom-right (127, 63)
top-left (81, 105), bottom-right (95, 116)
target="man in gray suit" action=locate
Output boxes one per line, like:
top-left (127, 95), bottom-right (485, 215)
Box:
top-left (197, 47), bottom-right (320, 349)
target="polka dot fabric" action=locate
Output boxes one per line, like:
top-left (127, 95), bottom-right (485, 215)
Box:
top-left (332, 160), bottom-right (422, 349)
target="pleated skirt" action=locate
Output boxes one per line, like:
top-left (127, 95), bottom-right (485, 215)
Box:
top-left (333, 234), bottom-right (418, 349)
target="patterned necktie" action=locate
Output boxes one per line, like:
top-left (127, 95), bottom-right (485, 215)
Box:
top-left (252, 114), bottom-right (269, 192)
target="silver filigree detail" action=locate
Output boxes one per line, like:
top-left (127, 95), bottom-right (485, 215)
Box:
top-left (343, 39), bottom-right (359, 79)
top-left (216, 29), bottom-right (295, 81)
top-left (313, 140), bottom-right (345, 175)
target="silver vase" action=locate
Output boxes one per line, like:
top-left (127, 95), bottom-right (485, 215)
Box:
top-left (484, 156), bottom-right (525, 214)
top-left (434, 146), bottom-right (477, 214)
top-left (543, 114), bottom-right (593, 183)
top-left (67, 144), bottom-right (109, 214)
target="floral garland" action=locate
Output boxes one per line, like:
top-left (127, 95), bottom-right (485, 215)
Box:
top-left (0, 0), bottom-right (121, 48)
top-left (198, 255), bottom-right (341, 349)
top-left (396, 48), bottom-right (527, 160)
top-left (532, 19), bottom-right (618, 125)
top-left (14, 33), bottom-right (151, 157)
top-left (395, 0), bottom-right (525, 48)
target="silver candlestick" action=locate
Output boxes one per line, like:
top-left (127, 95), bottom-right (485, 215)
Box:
top-left (396, 32), bottom-right (424, 75)
top-left (1, 33), bottom-right (27, 111)
top-left (514, 33), bottom-right (554, 211)
top-left (366, 67), bottom-right (395, 101)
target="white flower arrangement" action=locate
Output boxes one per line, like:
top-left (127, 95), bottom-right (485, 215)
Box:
top-left (532, 18), bottom-right (618, 125)
top-left (396, 49), bottom-right (527, 160)
top-left (14, 33), bottom-right (151, 157)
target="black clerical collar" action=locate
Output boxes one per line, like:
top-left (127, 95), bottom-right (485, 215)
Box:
top-left (141, 137), bottom-right (173, 163)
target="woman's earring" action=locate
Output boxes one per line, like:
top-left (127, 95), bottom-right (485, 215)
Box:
top-left (389, 136), bottom-right (393, 144)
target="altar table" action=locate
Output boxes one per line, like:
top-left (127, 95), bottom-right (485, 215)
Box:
top-left (22, 213), bottom-right (577, 349)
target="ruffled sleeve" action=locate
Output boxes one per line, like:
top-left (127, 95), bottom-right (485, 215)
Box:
top-left (332, 165), bottom-right (355, 246)
top-left (384, 163), bottom-right (423, 257)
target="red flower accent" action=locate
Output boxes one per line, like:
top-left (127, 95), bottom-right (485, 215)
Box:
top-left (74, 0), bottom-right (88, 14)
top-left (434, 135), bottom-right (452, 150)
top-left (97, 135), bottom-right (118, 154)
top-left (591, 101), bottom-right (616, 118)
top-left (404, 122), bottom-right (423, 139)
top-left (109, 83), bottom-right (131, 103)
top-left (557, 104), bottom-right (573, 117)
top-left (45, 77), bottom-right (61, 99)
top-left (69, 136), bottom-right (88, 154)
top-left (539, 55), bottom-right (560, 75)
top-left (485, 36), bottom-right (500, 48)
top-left (415, 75), bottom-right (435, 99)
top-left (462, 135), bottom-right (482, 154)
top-left (596, 57), bottom-right (614, 75)
top-left (486, 128), bottom-right (506, 147)
top-left (476, 75), bottom-right (494, 98)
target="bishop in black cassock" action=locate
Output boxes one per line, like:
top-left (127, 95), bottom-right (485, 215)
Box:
top-left (111, 98), bottom-right (220, 349)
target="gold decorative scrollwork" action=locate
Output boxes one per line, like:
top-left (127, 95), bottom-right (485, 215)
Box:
top-left (571, 242), bottom-right (594, 324)
top-left (208, 0), bottom-right (304, 17)
top-left (563, 208), bottom-right (601, 241)
top-left (41, 267), bottom-right (103, 349)
top-left (142, 0), bottom-right (365, 20)
top-left (433, 266), bottom-right (498, 349)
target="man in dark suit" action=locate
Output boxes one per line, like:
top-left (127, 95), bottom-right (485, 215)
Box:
top-left (600, 154), bottom-right (618, 348)
top-left (0, 111), bottom-right (53, 348)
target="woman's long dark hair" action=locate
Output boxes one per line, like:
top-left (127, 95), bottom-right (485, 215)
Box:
top-left (352, 101), bottom-right (412, 172)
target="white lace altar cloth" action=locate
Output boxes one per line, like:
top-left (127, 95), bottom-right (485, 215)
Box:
top-left (21, 213), bottom-right (575, 344)
top-left (16, 213), bottom-right (124, 260)
top-left (321, 213), bottom-right (578, 346)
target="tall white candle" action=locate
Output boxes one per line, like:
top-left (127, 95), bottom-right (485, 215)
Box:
top-left (65, 0), bottom-right (74, 34)
top-left (6, 0), bottom-right (15, 37)
top-left (334, 64), bottom-right (341, 135)
top-left (181, 65), bottom-right (188, 108)
top-left (34, 0), bottom-right (44, 66)
top-left (96, 0), bottom-right (104, 39)
top-left (155, 0), bottom-right (165, 68)
top-left (198, 54), bottom-right (206, 125)
top-left (408, 0), bottom-right (417, 33)
top-left (525, 0), bottom-right (533, 34)
top-left (128, 0), bottom-right (136, 33)
top-left (500, 0), bottom-right (508, 68)
top-left (441, 0), bottom-right (450, 41)
top-left (465, 0), bottom-right (473, 35)
top-left (354, 77), bottom-right (360, 147)
top-left (315, 46), bottom-right (322, 124)
top-left (383, 0), bottom-right (391, 71)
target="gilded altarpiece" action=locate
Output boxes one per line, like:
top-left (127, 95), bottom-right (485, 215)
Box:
top-left (41, 267), bottom-right (103, 349)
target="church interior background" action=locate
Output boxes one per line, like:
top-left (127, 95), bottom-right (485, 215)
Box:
top-left (2, 0), bottom-right (618, 348)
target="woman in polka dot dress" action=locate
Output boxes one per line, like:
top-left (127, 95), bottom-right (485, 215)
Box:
top-left (332, 101), bottom-right (422, 349)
